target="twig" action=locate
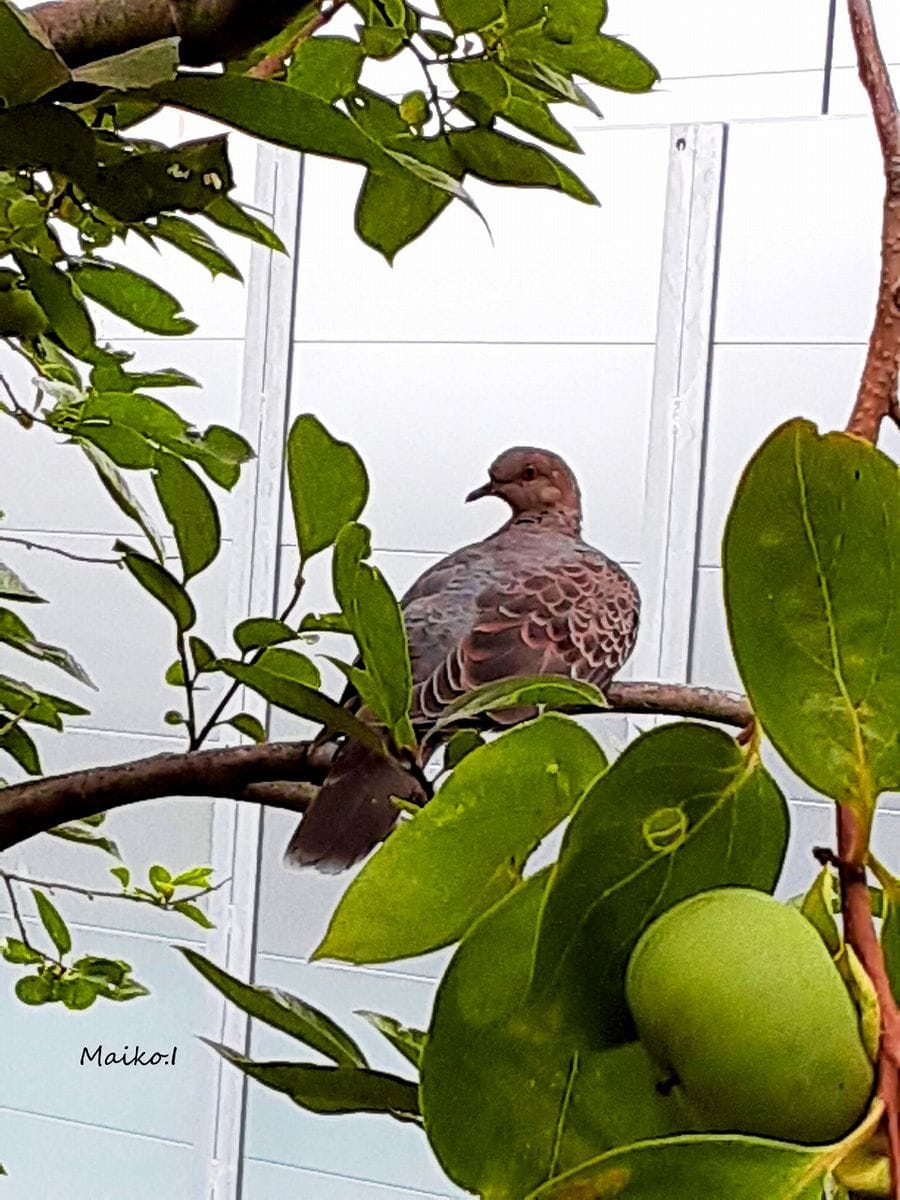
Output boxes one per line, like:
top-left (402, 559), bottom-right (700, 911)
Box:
top-left (178, 632), bottom-right (199, 749)
top-left (2, 873), bottom-right (31, 948)
top-left (845, 0), bottom-right (900, 441)
top-left (0, 534), bottom-right (120, 566)
top-left (248, 0), bottom-right (346, 80)
top-left (0, 869), bottom-right (229, 909)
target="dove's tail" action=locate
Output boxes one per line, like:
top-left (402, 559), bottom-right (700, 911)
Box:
top-left (283, 740), bottom-right (423, 873)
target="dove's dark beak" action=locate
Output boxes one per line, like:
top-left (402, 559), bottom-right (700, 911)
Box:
top-left (466, 480), bottom-right (495, 503)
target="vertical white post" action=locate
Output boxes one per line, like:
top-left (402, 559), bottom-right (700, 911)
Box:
top-left (193, 142), bottom-right (304, 1200)
top-left (634, 124), bottom-right (726, 684)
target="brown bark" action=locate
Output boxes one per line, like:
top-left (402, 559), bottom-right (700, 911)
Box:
top-left (27, 0), bottom-right (312, 68)
top-left (845, 0), bottom-right (900, 441)
top-left (842, 6), bottom-right (900, 1196)
top-left (0, 681), bottom-right (750, 854)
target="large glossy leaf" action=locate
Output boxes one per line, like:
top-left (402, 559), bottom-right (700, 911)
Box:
top-left (0, 607), bottom-right (95, 687)
top-left (355, 162), bottom-right (453, 262)
top-left (70, 38), bottom-right (179, 91)
top-left (421, 872), bottom-right (687, 1200)
top-left (286, 414), bottom-right (368, 561)
top-left (69, 261), bottom-right (196, 336)
top-left (286, 36), bottom-right (364, 103)
top-left (32, 888), bottom-right (71, 957)
top-left (150, 214), bottom-right (242, 281)
top-left (0, 723), bottom-right (40, 773)
top-left (152, 452), bottom-right (221, 580)
top-left (529, 723), bottom-right (788, 1048)
top-left (527, 1136), bottom-right (828, 1200)
top-left (154, 75), bottom-right (377, 166)
top-left (81, 442), bottom-right (164, 560)
top-left (313, 714), bottom-right (606, 964)
top-left (448, 128), bottom-right (596, 204)
top-left (204, 1041), bottom-right (420, 1121)
top-left (0, 1), bottom-right (69, 106)
top-left (331, 522), bottom-right (414, 747)
top-left (724, 420), bottom-right (900, 809)
top-left (180, 949), bottom-right (367, 1067)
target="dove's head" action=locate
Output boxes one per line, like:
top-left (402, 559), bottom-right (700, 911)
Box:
top-left (466, 447), bottom-right (582, 531)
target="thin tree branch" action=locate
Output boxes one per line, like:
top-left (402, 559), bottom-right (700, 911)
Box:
top-left (845, 0), bottom-right (900, 441)
top-left (0, 681), bottom-right (749, 854)
top-left (842, 7), bottom-right (900, 1195)
top-left (2, 872), bottom-right (31, 947)
top-left (0, 868), bottom-right (229, 908)
top-left (0, 535), bottom-right (120, 566)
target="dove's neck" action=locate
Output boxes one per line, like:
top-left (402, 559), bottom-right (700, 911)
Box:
top-left (506, 508), bottom-right (582, 537)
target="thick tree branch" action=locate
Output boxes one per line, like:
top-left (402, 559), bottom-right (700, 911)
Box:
top-left (27, 0), bottom-right (313, 68)
top-left (845, 0), bottom-right (900, 441)
top-left (0, 682), bottom-right (749, 854)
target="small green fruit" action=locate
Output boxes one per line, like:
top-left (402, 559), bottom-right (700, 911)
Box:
top-left (625, 887), bottom-right (873, 1144)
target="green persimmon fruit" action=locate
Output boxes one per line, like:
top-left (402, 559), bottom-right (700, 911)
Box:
top-left (625, 887), bottom-right (873, 1144)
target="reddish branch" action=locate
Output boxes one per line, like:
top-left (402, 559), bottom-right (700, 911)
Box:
top-left (27, 0), bottom-right (313, 68)
top-left (845, 0), bottom-right (900, 441)
top-left (0, 681), bottom-right (749, 854)
top-left (842, 3), bottom-right (900, 1195)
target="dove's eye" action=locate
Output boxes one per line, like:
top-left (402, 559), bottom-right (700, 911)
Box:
top-left (522, 466), bottom-right (537, 481)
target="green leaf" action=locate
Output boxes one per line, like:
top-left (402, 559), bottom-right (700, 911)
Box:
top-left (0, 724), bottom-right (40, 774)
top-left (528, 724), bottom-right (788, 1049)
top-left (81, 442), bottom-right (164, 560)
top-left (15, 973), bottom-right (55, 1005)
top-left (58, 976), bottom-right (100, 1010)
top-left (47, 824), bottom-right (120, 857)
top-left (421, 871), bottom-right (686, 1200)
top-left (355, 163), bottom-right (453, 262)
top-left (448, 128), bottom-right (597, 204)
top-left (70, 261), bottom-right (196, 336)
top-left (0, 607), bottom-right (95, 688)
top-left (883, 899), bottom-right (900, 1006)
top-left (216, 659), bottom-right (383, 751)
top-left (527, 1136), bottom-right (828, 1200)
top-left (724, 420), bottom-right (900, 809)
top-left (299, 611), bottom-right (352, 635)
top-left (255, 646), bottom-right (321, 688)
top-left (70, 38), bottom-right (179, 91)
top-left (438, 0), bottom-right (502, 35)
top-left (0, 563), bottom-right (44, 603)
top-left (31, 888), bottom-right (71, 957)
top-left (286, 414), bottom-right (369, 561)
top-left (0, 2), bottom-right (70, 106)
top-left (313, 714), bottom-right (605, 963)
top-left (181, 949), bottom-right (367, 1067)
top-left (90, 360), bottom-right (198, 393)
top-left (117, 542), bottom-right (196, 631)
top-left (287, 36), bottom-right (364, 103)
top-left (204, 195), bottom-right (285, 253)
top-left (189, 636), bottom-right (216, 671)
top-left (233, 617), bottom-right (297, 653)
top-left (357, 1011), bottom-right (425, 1069)
top-left (422, 30), bottom-right (456, 54)
top-left (78, 422), bottom-right (156, 469)
top-left (203, 1040), bottom-right (419, 1119)
top-left (165, 659), bottom-right (185, 687)
top-left (110, 866), bottom-right (130, 888)
top-left (436, 674), bottom-right (607, 727)
top-left (331, 522), bottom-right (414, 747)
top-left (170, 865), bottom-right (213, 888)
top-left (148, 863), bottom-right (173, 898)
top-left (14, 251), bottom-right (96, 357)
top-left (450, 60), bottom-right (580, 152)
top-left (155, 75), bottom-right (377, 166)
top-left (1, 937), bottom-right (45, 965)
top-left (443, 728), bottom-right (485, 769)
top-left (800, 867), bottom-right (841, 956)
top-left (152, 452), bottom-right (221, 580)
top-left (150, 214), bottom-right (242, 280)
top-left (227, 712), bottom-right (267, 743)
top-left (171, 900), bottom-right (214, 929)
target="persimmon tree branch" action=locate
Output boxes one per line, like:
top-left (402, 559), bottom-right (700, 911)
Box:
top-left (27, 0), bottom-right (313, 68)
top-left (845, 0), bottom-right (900, 441)
top-left (842, 4), bottom-right (900, 1196)
top-left (0, 682), bottom-right (750, 854)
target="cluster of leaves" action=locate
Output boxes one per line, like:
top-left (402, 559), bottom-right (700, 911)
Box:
top-left (185, 419), bottom-right (900, 1199)
top-left (0, 833), bottom-right (218, 1007)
